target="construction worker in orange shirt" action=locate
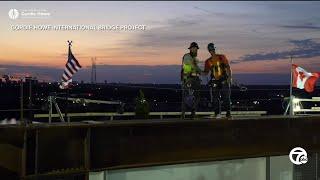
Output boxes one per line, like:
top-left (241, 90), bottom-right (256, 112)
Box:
top-left (203, 43), bottom-right (232, 118)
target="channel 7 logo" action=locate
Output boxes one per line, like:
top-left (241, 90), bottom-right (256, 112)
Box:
top-left (289, 147), bottom-right (308, 165)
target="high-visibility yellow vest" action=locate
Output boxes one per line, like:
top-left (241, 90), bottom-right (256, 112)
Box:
top-left (181, 53), bottom-right (201, 81)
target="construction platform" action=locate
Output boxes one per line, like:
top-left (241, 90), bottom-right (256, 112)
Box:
top-left (1, 115), bottom-right (320, 179)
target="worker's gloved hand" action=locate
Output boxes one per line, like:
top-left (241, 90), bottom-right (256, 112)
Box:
top-left (227, 78), bottom-right (232, 84)
top-left (208, 79), bottom-right (217, 87)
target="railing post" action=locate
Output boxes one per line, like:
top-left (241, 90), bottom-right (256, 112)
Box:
top-left (266, 156), bottom-right (270, 180)
top-left (316, 153), bottom-right (318, 180)
top-left (34, 129), bottom-right (39, 177)
top-left (84, 127), bottom-right (91, 180)
top-left (20, 80), bottom-right (24, 124)
top-left (48, 96), bottom-right (52, 123)
top-left (21, 129), bottom-right (27, 179)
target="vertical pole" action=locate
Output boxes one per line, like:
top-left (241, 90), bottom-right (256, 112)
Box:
top-left (104, 171), bottom-right (108, 180)
top-left (20, 79), bottom-right (24, 124)
top-left (65, 40), bottom-right (72, 123)
top-left (91, 57), bottom-right (93, 84)
top-left (84, 127), bottom-right (91, 180)
top-left (289, 55), bottom-right (294, 116)
top-left (49, 96), bottom-right (52, 123)
top-left (266, 157), bottom-right (270, 180)
top-left (34, 129), bottom-right (39, 176)
top-left (316, 153), bottom-right (318, 180)
top-left (28, 79), bottom-right (32, 123)
top-left (95, 57), bottom-right (97, 83)
top-left (65, 89), bottom-right (69, 123)
top-left (21, 129), bottom-right (27, 179)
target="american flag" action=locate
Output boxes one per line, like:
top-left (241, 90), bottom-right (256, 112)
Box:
top-left (59, 42), bottom-right (82, 89)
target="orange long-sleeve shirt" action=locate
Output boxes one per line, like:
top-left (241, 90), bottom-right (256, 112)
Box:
top-left (204, 54), bottom-right (230, 80)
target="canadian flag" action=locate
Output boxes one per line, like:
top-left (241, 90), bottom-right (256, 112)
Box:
top-left (292, 64), bottom-right (320, 93)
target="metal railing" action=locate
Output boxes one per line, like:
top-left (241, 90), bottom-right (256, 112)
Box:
top-left (34, 111), bottom-right (267, 122)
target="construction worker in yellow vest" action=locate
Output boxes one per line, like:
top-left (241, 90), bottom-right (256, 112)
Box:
top-left (203, 43), bottom-right (232, 118)
top-left (181, 42), bottom-right (202, 119)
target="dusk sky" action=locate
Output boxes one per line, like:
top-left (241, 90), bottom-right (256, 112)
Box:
top-left (1, 1), bottom-right (320, 84)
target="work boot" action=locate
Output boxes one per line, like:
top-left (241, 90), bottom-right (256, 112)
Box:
top-left (181, 111), bottom-right (185, 120)
top-left (215, 114), bottom-right (222, 119)
top-left (214, 111), bottom-right (221, 119)
top-left (226, 111), bottom-right (232, 118)
top-left (191, 111), bottom-right (196, 119)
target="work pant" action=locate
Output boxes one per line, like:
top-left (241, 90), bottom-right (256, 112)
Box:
top-left (210, 81), bottom-right (231, 116)
top-left (181, 77), bottom-right (201, 118)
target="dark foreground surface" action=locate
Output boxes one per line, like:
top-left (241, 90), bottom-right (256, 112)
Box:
top-left (1, 115), bottom-right (320, 179)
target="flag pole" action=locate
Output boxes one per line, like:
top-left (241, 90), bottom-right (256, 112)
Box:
top-left (65, 86), bottom-right (69, 123)
top-left (65, 40), bottom-right (72, 123)
top-left (289, 55), bottom-right (294, 116)
top-left (20, 78), bottom-right (24, 124)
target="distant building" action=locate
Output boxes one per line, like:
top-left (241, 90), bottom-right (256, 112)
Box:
top-left (25, 76), bottom-right (38, 84)
top-left (1, 74), bottom-right (38, 83)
